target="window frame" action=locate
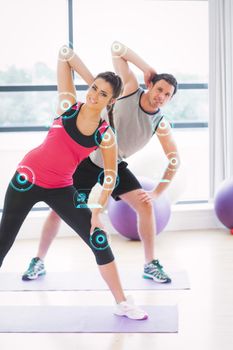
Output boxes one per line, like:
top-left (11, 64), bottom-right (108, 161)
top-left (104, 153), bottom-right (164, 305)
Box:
top-left (0, 0), bottom-right (209, 205)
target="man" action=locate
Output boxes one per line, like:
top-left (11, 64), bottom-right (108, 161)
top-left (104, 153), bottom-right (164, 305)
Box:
top-left (22, 41), bottom-right (180, 283)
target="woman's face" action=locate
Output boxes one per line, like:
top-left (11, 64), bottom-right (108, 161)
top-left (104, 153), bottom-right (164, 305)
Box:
top-left (86, 78), bottom-right (114, 111)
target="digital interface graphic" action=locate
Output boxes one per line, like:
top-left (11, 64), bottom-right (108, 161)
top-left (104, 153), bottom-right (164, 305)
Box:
top-left (10, 166), bottom-right (35, 192)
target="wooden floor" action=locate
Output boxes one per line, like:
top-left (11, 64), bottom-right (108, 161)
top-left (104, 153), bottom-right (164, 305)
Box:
top-left (0, 229), bottom-right (233, 350)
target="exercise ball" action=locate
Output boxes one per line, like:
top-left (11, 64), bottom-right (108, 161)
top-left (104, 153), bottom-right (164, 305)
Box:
top-left (108, 177), bottom-right (171, 240)
top-left (214, 179), bottom-right (233, 229)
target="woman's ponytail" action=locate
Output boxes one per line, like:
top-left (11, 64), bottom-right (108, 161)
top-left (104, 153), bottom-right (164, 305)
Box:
top-left (107, 104), bottom-right (115, 130)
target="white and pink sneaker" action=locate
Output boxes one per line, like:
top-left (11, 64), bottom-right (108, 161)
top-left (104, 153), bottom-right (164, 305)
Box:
top-left (114, 296), bottom-right (148, 320)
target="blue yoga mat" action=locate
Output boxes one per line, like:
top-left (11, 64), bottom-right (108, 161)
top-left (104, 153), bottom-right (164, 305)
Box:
top-left (0, 270), bottom-right (190, 291)
top-left (0, 305), bottom-right (178, 333)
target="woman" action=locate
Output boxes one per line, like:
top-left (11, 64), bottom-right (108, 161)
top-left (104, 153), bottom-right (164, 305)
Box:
top-left (0, 45), bottom-right (148, 321)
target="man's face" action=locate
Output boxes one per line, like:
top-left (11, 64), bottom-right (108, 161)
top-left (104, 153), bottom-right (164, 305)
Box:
top-left (147, 79), bottom-right (175, 109)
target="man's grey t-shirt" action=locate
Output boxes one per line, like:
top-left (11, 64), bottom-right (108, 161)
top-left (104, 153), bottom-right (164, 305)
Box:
top-left (89, 87), bottom-right (164, 168)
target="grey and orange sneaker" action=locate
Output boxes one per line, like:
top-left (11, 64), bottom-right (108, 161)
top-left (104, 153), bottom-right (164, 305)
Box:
top-left (22, 257), bottom-right (46, 281)
top-left (143, 259), bottom-right (171, 283)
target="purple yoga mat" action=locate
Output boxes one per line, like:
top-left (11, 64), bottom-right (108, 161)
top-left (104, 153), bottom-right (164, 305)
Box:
top-left (0, 270), bottom-right (190, 291)
top-left (0, 305), bottom-right (178, 333)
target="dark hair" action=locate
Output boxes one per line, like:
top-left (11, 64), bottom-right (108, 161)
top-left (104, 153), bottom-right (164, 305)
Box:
top-left (151, 73), bottom-right (178, 96)
top-left (95, 71), bottom-right (122, 130)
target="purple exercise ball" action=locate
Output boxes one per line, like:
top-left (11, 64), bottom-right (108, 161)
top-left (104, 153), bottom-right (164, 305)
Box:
top-left (214, 179), bottom-right (233, 229)
top-left (108, 177), bottom-right (171, 240)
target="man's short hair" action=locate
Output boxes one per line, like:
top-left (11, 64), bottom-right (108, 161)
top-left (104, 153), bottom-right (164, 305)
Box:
top-left (151, 73), bottom-right (178, 96)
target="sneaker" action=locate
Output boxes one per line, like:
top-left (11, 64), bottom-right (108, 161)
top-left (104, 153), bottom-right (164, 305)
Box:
top-left (22, 257), bottom-right (46, 281)
top-left (143, 259), bottom-right (171, 283)
top-left (114, 295), bottom-right (148, 320)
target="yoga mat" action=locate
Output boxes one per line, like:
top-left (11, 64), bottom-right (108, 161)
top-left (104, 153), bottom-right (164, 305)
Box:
top-left (0, 305), bottom-right (178, 333)
top-left (0, 270), bottom-right (189, 291)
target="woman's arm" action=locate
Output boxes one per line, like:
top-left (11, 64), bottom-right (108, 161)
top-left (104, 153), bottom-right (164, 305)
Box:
top-left (56, 45), bottom-right (95, 115)
top-left (92, 127), bottom-right (118, 214)
top-left (90, 127), bottom-right (117, 233)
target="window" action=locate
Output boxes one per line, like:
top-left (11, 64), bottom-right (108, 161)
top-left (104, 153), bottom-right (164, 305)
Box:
top-left (0, 0), bottom-right (68, 126)
top-left (0, 0), bottom-right (209, 206)
top-left (74, 0), bottom-right (209, 202)
top-left (0, 0), bottom-right (67, 85)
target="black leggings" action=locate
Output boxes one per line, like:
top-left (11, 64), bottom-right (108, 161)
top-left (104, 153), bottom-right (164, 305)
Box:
top-left (0, 173), bottom-right (114, 267)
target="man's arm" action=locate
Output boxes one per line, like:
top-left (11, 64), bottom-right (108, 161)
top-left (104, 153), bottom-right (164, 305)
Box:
top-left (152, 120), bottom-right (180, 197)
top-left (92, 128), bottom-right (118, 215)
top-left (111, 41), bottom-right (156, 96)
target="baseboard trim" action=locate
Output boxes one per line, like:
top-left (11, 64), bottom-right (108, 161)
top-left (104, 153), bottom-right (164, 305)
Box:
top-left (0, 203), bottom-right (224, 240)
top-left (166, 202), bottom-right (223, 231)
